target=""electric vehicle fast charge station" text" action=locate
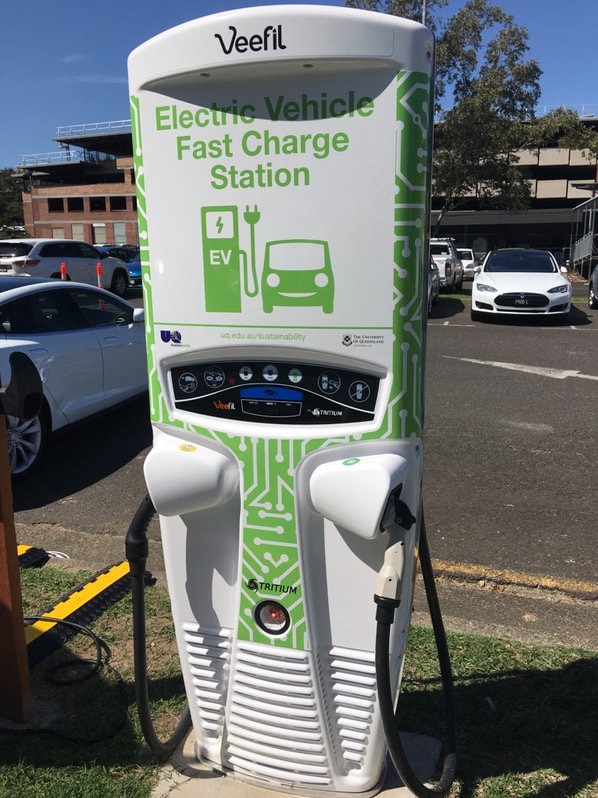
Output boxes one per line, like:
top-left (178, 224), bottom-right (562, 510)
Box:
top-left (154, 91), bottom-right (374, 188)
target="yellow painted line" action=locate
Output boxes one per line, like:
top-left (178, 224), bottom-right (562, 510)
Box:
top-left (24, 561), bottom-right (131, 645)
top-left (431, 559), bottom-right (598, 597)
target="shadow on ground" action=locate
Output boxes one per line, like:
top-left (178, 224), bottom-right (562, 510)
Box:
top-left (399, 650), bottom-right (598, 797)
top-left (12, 393), bottom-right (152, 511)
top-left (429, 295), bottom-right (468, 320)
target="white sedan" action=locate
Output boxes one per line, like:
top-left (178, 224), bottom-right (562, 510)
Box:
top-left (0, 276), bottom-right (147, 476)
top-left (471, 248), bottom-right (572, 322)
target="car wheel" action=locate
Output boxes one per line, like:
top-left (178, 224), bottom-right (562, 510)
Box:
top-left (589, 283), bottom-right (598, 309)
top-left (455, 273), bottom-right (463, 292)
top-left (111, 269), bottom-right (129, 297)
top-left (6, 403), bottom-right (50, 478)
top-left (471, 309), bottom-right (483, 322)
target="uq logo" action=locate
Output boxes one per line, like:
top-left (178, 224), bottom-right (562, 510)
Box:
top-left (214, 24), bottom-right (286, 55)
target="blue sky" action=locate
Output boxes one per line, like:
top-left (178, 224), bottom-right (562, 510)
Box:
top-left (1, 0), bottom-right (596, 168)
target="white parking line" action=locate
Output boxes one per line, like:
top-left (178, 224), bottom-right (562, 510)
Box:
top-left (443, 356), bottom-right (598, 382)
top-left (429, 321), bottom-right (596, 330)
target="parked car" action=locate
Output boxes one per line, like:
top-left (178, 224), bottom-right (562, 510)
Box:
top-left (430, 238), bottom-right (463, 291)
top-left (456, 247), bottom-right (476, 281)
top-left (589, 266), bottom-right (598, 309)
top-left (0, 276), bottom-right (147, 475)
top-left (96, 245), bottom-right (142, 289)
top-left (471, 248), bottom-right (571, 322)
top-left (428, 255), bottom-right (440, 315)
top-left (0, 239), bottom-right (130, 297)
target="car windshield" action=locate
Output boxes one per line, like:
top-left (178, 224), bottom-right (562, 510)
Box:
top-left (457, 250), bottom-right (473, 260)
top-left (484, 250), bottom-right (557, 274)
top-left (0, 243), bottom-right (32, 257)
top-left (267, 241), bottom-right (326, 271)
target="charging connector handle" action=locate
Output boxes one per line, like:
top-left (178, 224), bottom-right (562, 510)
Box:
top-left (375, 541), bottom-right (405, 601)
top-left (375, 488), bottom-right (415, 600)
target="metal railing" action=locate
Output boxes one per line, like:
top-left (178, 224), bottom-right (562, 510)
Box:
top-left (570, 194), bottom-right (598, 277)
top-left (19, 150), bottom-right (92, 166)
top-left (56, 119), bottom-right (132, 137)
top-left (537, 104), bottom-right (598, 118)
top-left (18, 150), bottom-right (118, 167)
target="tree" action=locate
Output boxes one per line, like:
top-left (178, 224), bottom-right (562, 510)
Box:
top-left (346, 0), bottom-right (598, 230)
top-left (0, 168), bottom-right (24, 235)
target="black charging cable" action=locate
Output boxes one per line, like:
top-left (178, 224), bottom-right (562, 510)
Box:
top-left (375, 506), bottom-right (457, 798)
top-left (125, 495), bottom-right (191, 758)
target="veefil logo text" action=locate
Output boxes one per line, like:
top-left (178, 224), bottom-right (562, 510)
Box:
top-left (214, 24), bottom-right (287, 55)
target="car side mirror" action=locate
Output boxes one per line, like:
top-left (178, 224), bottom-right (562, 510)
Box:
top-left (474, 266), bottom-right (481, 275)
top-left (99, 251), bottom-right (109, 259)
top-left (133, 308), bottom-right (145, 323)
top-left (560, 266), bottom-right (568, 274)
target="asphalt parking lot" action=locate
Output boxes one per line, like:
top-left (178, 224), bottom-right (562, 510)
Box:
top-left (12, 279), bottom-right (598, 647)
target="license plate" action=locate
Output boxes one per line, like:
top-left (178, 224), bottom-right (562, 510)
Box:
top-left (515, 298), bottom-right (528, 306)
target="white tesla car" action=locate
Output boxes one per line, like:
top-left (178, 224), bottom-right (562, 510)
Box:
top-left (471, 248), bottom-right (572, 322)
top-left (0, 276), bottom-right (147, 476)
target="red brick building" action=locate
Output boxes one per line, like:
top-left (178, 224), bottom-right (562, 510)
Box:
top-left (15, 121), bottom-right (138, 246)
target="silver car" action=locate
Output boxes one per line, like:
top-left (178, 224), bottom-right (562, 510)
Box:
top-left (430, 238), bottom-right (463, 291)
top-left (457, 247), bottom-right (476, 281)
top-left (0, 239), bottom-right (130, 297)
top-left (0, 276), bottom-right (147, 475)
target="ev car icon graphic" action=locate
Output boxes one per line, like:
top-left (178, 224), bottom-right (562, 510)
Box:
top-left (201, 205), bottom-right (334, 314)
top-left (262, 239), bottom-right (334, 314)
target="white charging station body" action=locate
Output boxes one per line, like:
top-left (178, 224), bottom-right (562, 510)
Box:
top-left (129, 5), bottom-right (433, 793)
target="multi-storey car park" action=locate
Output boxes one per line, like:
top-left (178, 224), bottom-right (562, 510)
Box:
top-left (10, 113), bottom-right (598, 264)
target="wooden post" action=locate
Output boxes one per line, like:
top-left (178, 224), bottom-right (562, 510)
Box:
top-left (0, 420), bottom-right (31, 721)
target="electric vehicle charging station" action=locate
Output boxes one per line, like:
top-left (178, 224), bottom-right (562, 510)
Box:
top-left (128, 5), bottom-right (455, 796)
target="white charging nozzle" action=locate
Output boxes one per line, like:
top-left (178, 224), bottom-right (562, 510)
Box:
top-left (309, 453), bottom-right (410, 539)
top-left (144, 436), bottom-right (238, 517)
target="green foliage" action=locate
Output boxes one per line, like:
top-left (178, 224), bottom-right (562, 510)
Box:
top-left (0, 168), bottom-right (24, 234)
top-left (345, 0), bottom-right (598, 227)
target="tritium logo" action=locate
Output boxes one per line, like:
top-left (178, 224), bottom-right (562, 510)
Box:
top-left (247, 579), bottom-right (297, 595)
top-left (214, 24), bottom-right (286, 55)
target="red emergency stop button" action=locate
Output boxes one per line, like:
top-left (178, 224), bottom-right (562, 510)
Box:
top-left (254, 600), bottom-right (290, 635)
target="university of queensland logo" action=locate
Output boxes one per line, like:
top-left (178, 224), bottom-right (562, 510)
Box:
top-left (160, 330), bottom-right (182, 344)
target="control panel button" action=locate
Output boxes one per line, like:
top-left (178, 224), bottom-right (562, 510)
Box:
top-left (263, 364), bottom-right (279, 382)
top-left (288, 368), bottom-right (303, 384)
top-left (178, 372), bottom-right (198, 394)
top-left (239, 366), bottom-right (253, 381)
top-left (204, 366), bottom-right (225, 388)
top-left (318, 370), bottom-right (341, 395)
top-left (349, 381), bottom-right (370, 403)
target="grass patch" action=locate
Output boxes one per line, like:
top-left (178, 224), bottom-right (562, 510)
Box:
top-left (1, 565), bottom-right (184, 798)
top-left (399, 627), bottom-right (598, 797)
top-left (2, 567), bottom-right (597, 797)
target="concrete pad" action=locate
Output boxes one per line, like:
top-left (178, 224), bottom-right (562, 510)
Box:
top-left (152, 731), bottom-right (441, 798)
